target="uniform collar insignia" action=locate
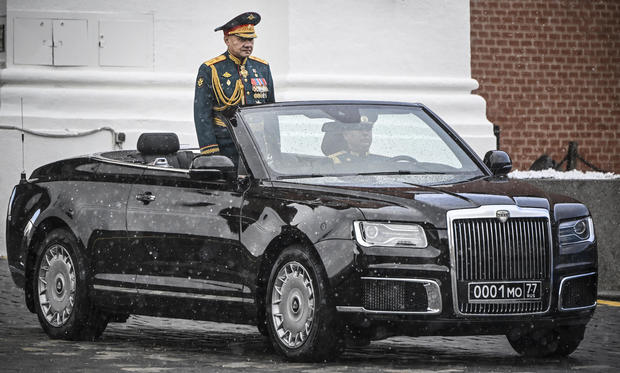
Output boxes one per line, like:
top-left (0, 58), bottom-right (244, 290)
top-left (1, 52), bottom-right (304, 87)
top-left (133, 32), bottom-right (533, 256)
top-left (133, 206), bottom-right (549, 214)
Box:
top-left (227, 52), bottom-right (247, 66)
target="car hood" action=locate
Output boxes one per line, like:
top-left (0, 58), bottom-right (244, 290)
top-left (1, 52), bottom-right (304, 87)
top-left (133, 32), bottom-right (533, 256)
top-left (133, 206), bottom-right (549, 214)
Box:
top-left (275, 175), bottom-right (572, 229)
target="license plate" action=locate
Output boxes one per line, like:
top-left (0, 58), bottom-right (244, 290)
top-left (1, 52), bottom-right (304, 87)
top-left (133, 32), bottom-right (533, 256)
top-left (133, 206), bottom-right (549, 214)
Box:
top-left (468, 281), bottom-right (541, 302)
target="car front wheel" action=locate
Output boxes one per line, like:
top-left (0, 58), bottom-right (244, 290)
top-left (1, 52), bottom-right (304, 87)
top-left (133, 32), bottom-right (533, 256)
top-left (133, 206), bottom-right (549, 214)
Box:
top-left (33, 228), bottom-right (108, 340)
top-left (266, 245), bottom-right (343, 361)
top-left (507, 325), bottom-right (586, 357)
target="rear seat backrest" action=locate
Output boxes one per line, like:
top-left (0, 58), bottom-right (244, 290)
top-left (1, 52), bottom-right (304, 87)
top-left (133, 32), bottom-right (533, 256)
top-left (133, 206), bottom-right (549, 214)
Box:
top-left (137, 133), bottom-right (181, 168)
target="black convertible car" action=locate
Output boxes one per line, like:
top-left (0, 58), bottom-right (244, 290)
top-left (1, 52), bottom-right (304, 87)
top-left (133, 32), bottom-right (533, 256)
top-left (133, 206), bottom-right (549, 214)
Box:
top-left (6, 101), bottom-right (597, 361)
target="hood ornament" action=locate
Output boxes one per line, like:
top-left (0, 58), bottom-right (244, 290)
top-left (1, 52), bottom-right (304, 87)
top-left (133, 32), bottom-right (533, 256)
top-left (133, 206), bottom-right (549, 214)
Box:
top-left (496, 210), bottom-right (510, 223)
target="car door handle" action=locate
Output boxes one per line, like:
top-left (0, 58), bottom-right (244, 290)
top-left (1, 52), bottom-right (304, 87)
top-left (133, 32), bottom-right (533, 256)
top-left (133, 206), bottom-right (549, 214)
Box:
top-left (136, 192), bottom-right (156, 203)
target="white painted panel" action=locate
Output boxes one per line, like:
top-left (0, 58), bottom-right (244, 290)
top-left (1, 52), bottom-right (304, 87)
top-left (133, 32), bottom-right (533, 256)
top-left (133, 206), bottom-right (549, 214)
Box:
top-left (52, 19), bottom-right (88, 66)
top-left (13, 17), bottom-right (52, 65)
top-left (98, 19), bottom-right (152, 67)
top-left (0, 1), bottom-right (497, 257)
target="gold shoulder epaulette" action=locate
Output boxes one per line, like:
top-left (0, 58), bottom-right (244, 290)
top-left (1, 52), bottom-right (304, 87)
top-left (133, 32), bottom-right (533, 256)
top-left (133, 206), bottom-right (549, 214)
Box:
top-left (328, 151), bottom-right (346, 164)
top-left (249, 55), bottom-right (269, 65)
top-left (204, 55), bottom-right (226, 66)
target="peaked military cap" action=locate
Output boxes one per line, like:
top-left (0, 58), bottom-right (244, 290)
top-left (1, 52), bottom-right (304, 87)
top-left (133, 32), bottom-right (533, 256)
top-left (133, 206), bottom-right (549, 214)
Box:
top-left (214, 12), bottom-right (261, 38)
top-left (322, 121), bottom-right (374, 132)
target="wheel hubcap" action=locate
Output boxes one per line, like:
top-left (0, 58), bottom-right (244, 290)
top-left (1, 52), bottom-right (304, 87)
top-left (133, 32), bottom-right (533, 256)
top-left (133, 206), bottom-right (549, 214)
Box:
top-left (271, 261), bottom-right (315, 349)
top-left (37, 244), bottom-right (76, 327)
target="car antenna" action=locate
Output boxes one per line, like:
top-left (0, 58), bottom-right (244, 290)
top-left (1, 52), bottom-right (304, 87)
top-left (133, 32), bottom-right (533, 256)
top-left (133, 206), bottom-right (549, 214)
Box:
top-left (19, 97), bottom-right (27, 184)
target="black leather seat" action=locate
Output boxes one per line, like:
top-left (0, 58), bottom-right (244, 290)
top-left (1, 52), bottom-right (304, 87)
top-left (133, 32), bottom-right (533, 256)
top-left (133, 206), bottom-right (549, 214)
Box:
top-left (176, 150), bottom-right (196, 169)
top-left (137, 133), bottom-right (184, 168)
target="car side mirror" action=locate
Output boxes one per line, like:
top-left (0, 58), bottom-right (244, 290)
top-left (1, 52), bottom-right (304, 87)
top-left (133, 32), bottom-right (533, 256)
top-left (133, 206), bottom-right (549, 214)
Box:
top-left (189, 155), bottom-right (235, 181)
top-left (483, 150), bottom-right (512, 175)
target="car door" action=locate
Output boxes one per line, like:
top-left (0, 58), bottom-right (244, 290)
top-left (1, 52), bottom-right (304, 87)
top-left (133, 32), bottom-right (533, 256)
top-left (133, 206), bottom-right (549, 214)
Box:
top-left (90, 161), bottom-right (144, 308)
top-left (126, 165), bottom-right (252, 321)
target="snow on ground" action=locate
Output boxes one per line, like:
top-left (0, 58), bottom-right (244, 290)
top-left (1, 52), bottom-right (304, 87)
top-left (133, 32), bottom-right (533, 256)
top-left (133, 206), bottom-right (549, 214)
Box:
top-left (509, 169), bottom-right (620, 180)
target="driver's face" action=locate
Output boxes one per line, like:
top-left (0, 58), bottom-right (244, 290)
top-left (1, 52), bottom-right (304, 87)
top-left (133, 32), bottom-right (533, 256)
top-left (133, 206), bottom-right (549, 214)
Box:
top-left (342, 129), bottom-right (372, 154)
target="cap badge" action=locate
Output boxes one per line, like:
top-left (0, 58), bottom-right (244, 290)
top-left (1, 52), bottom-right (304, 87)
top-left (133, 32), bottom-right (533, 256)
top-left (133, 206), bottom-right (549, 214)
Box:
top-left (247, 14), bottom-right (256, 20)
top-left (496, 210), bottom-right (510, 223)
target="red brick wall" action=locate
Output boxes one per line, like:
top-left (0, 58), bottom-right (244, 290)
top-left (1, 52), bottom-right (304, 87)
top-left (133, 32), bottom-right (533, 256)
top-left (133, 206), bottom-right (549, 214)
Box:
top-left (470, 0), bottom-right (620, 172)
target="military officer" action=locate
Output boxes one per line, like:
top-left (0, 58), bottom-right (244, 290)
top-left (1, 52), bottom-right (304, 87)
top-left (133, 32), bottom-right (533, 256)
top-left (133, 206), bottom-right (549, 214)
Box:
top-left (321, 119), bottom-right (378, 164)
top-left (194, 12), bottom-right (275, 161)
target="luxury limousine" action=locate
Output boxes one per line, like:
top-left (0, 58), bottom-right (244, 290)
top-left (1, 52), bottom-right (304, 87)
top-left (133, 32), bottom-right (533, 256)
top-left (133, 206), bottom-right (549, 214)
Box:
top-left (6, 101), bottom-right (597, 361)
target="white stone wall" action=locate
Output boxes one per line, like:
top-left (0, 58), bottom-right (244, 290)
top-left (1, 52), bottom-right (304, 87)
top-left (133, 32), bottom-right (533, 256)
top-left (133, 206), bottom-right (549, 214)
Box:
top-left (0, 0), bottom-right (495, 256)
top-left (0, 0), bottom-right (5, 67)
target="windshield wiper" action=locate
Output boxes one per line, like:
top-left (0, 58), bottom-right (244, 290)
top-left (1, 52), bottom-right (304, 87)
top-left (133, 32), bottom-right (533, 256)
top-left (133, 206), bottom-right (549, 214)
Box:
top-left (277, 171), bottom-right (451, 180)
top-left (355, 171), bottom-right (449, 176)
top-left (464, 174), bottom-right (488, 182)
top-left (277, 173), bottom-right (330, 179)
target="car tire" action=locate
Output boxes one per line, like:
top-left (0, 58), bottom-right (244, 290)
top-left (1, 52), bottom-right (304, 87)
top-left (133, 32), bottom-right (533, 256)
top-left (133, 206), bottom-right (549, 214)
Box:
top-left (33, 228), bottom-right (108, 341)
top-left (507, 325), bottom-right (586, 357)
top-left (266, 245), bottom-right (343, 362)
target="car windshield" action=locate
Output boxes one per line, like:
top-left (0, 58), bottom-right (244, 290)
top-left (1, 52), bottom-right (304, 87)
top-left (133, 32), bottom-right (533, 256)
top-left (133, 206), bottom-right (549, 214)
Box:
top-left (239, 104), bottom-right (485, 184)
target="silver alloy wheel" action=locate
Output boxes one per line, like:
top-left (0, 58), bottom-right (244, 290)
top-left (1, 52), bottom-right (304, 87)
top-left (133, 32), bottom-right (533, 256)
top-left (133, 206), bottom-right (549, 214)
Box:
top-left (37, 244), bottom-right (77, 327)
top-left (271, 261), bottom-right (316, 349)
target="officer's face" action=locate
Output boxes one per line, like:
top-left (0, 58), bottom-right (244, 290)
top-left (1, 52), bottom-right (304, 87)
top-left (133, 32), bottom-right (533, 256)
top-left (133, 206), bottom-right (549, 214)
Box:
top-left (225, 35), bottom-right (254, 59)
top-left (342, 129), bottom-right (372, 154)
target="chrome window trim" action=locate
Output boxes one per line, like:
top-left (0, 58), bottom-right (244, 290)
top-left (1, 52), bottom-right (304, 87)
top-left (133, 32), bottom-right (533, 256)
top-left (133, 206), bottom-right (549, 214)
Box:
top-left (336, 277), bottom-right (442, 315)
top-left (446, 205), bottom-right (553, 316)
top-left (558, 272), bottom-right (597, 312)
top-left (93, 155), bottom-right (192, 174)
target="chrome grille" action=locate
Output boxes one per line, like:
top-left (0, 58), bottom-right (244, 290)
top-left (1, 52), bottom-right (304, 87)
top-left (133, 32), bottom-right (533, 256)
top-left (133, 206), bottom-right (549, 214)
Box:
top-left (461, 302), bottom-right (544, 314)
top-left (452, 216), bottom-right (551, 314)
top-left (454, 218), bottom-right (550, 281)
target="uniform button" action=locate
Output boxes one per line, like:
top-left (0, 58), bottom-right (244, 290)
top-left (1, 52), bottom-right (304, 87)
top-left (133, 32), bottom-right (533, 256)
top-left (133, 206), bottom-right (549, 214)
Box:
top-left (247, 91), bottom-right (250, 94)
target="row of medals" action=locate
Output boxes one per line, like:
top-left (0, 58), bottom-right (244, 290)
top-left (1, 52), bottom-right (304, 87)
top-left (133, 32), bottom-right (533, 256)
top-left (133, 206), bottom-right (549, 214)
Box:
top-left (224, 65), bottom-right (268, 100)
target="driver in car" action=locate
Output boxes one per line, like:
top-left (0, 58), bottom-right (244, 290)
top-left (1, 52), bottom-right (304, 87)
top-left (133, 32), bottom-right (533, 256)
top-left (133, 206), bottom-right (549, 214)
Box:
top-left (321, 116), bottom-right (380, 164)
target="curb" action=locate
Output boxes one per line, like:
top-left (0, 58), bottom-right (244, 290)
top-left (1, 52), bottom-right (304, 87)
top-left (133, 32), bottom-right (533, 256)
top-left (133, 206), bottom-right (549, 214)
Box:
top-left (599, 291), bottom-right (620, 302)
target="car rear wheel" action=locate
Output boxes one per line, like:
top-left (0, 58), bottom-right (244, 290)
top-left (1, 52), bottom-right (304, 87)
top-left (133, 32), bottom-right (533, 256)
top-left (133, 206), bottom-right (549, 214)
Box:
top-left (266, 245), bottom-right (343, 361)
top-left (33, 228), bottom-right (108, 340)
top-left (507, 325), bottom-right (586, 357)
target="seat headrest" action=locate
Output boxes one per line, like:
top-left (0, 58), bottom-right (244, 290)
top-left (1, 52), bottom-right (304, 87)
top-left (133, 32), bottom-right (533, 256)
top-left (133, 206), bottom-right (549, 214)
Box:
top-left (137, 133), bottom-right (180, 155)
top-left (321, 131), bottom-right (346, 155)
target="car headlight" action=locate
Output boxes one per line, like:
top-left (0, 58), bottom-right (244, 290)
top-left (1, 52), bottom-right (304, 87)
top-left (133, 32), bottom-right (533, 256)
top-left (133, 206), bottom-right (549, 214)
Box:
top-left (354, 221), bottom-right (427, 248)
top-left (559, 217), bottom-right (594, 248)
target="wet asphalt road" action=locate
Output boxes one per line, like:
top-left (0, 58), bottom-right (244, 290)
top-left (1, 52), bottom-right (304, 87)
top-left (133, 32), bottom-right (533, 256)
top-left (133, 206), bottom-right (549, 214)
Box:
top-left (1, 259), bottom-right (619, 372)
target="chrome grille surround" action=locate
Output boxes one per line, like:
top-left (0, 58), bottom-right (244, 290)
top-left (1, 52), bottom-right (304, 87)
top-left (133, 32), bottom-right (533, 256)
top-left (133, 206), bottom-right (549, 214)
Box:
top-left (447, 205), bottom-right (553, 316)
top-left (558, 272), bottom-right (597, 311)
top-left (336, 277), bottom-right (442, 315)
